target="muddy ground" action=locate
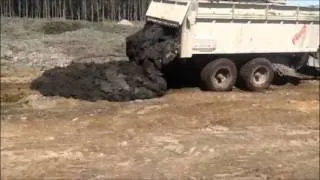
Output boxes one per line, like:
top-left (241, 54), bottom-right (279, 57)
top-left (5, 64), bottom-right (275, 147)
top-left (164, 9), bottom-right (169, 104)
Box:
top-left (1, 18), bottom-right (320, 180)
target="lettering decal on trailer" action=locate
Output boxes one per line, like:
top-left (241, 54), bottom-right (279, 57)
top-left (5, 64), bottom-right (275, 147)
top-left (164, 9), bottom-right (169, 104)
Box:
top-left (292, 24), bottom-right (308, 45)
top-left (192, 36), bottom-right (216, 52)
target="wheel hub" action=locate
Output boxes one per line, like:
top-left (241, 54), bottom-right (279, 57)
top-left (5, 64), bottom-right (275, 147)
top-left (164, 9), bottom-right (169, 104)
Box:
top-left (253, 67), bottom-right (268, 85)
top-left (213, 69), bottom-right (231, 87)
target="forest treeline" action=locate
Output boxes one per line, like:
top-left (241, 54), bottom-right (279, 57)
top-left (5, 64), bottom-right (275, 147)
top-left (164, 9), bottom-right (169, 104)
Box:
top-left (1, 0), bottom-right (152, 21)
top-left (2, 0), bottom-right (318, 22)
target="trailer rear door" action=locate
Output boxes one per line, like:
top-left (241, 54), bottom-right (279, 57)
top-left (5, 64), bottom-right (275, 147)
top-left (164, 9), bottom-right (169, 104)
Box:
top-left (146, 0), bottom-right (191, 27)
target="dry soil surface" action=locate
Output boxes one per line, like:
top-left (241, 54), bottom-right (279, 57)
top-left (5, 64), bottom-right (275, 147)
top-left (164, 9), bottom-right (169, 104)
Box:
top-left (1, 18), bottom-right (320, 180)
top-left (1, 80), bottom-right (319, 180)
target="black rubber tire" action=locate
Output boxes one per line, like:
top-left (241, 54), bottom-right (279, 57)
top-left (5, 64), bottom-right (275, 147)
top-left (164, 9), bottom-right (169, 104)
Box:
top-left (239, 57), bottom-right (274, 91)
top-left (200, 58), bottom-right (237, 91)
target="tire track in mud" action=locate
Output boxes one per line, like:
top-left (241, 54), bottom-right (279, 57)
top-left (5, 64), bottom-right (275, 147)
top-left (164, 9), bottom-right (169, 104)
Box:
top-left (30, 24), bottom-right (180, 102)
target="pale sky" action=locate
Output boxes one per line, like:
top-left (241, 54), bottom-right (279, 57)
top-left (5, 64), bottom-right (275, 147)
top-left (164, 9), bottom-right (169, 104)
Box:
top-left (287, 0), bottom-right (319, 6)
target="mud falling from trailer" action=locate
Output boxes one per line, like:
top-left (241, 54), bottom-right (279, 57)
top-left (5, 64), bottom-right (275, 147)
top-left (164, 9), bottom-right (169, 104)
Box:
top-left (30, 24), bottom-right (180, 102)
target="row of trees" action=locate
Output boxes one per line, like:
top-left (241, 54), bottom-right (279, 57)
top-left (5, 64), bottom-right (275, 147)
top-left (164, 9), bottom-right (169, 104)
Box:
top-left (0, 0), bottom-right (152, 21)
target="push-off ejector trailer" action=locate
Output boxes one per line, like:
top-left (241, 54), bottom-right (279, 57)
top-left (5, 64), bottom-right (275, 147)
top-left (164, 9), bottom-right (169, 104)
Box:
top-left (134, 0), bottom-right (320, 91)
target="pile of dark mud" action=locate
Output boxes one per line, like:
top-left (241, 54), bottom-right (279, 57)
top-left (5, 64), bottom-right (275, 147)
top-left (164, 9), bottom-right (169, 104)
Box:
top-left (126, 23), bottom-right (179, 69)
top-left (31, 24), bottom-right (181, 102)
top-left (30, 61), bottom-right (167, 102)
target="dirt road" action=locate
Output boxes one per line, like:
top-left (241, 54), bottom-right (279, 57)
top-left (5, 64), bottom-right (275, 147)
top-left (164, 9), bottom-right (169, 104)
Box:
top-left (1, 81), bottom-right (319, 180)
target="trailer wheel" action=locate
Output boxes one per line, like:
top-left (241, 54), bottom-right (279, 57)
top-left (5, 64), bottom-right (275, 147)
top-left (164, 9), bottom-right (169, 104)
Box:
top-left (239, 58), bottom-right (274, 91)
top-left (201, 58), bottom-right (237, 91)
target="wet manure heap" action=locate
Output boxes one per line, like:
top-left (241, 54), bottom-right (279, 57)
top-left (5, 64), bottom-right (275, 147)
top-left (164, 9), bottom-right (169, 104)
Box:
top-left (31, 24), bottom-right (180, 102)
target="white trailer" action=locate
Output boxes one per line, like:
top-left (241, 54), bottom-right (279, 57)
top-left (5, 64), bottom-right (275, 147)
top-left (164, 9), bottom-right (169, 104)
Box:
top-left (145, 0), bottom-right (320, 91)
